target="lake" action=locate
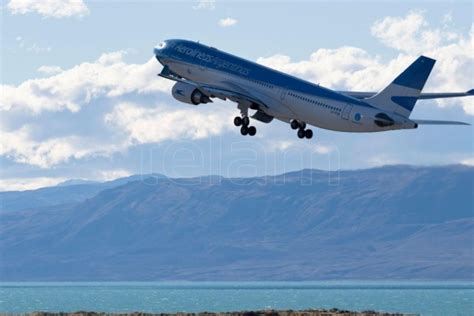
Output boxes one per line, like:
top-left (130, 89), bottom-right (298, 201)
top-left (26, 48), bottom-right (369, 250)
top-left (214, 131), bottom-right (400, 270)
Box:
top-left (0, 281), bottom-right (473, 316)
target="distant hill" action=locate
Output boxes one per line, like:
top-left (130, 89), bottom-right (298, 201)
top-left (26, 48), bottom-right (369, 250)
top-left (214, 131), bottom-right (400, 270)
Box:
top-left (56, 179), bottom-right (101, 187)
top-left (0, 165), bottom-right (472, 281)
top-left (0, 173), bottom-right (166, 212)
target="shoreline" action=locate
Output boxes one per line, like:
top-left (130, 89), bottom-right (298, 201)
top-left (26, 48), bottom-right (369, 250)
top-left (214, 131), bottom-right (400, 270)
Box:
top-left (14, 310), bottom-right (417, 316)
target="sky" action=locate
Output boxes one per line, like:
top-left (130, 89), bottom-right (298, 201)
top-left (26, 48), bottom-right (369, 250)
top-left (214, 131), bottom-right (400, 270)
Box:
top-left (0, 0), bottom-right (473, 190)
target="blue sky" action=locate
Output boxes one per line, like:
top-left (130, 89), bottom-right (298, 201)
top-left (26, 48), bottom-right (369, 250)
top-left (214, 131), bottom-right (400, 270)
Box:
top-left (0, 0), bottom-right (473, 190)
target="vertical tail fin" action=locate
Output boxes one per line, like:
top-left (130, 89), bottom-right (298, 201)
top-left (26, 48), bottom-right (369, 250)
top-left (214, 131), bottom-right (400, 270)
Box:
top-left (365, 56), bottom-right (436, 117)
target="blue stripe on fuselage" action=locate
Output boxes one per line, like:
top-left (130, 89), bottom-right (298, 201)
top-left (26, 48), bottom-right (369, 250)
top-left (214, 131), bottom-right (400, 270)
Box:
top-left (159, 39), bottom-right (372, 108)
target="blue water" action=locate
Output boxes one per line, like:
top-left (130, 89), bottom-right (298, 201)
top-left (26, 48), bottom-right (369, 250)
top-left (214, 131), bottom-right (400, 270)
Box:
top-left (0, 281), bottom-right (473, 316)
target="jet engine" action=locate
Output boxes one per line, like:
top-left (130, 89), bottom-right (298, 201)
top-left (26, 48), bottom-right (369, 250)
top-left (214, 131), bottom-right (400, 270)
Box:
top-left (172, 82), bottom-right (212, 105)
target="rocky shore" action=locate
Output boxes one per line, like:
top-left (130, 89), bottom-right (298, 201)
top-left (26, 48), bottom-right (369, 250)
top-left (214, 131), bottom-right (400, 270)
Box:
top-left (23, 310), bottom-right (416, 316)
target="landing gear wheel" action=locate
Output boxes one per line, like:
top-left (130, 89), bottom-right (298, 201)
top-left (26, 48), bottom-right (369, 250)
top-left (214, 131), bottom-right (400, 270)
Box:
top-left (290, 120), bottom-right (300, 130)
top-left (304, 129), bottom-right (313, 139)
top-left (242, 116), bottom-right (250, 127)
top-left (234, 116), bottom-right (243, 127)
top-left (297, 128), bottom-right (305, 139)
top-left (248, 126), bottom-right (257, 136)
top-left (240, 125), bottom-right (249, 136)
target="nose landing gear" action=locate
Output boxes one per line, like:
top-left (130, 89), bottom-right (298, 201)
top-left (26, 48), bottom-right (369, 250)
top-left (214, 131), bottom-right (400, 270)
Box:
top-left (291, 120), bottom-right (313, 139)
top-left (234, 116), bottom-right (257, 136)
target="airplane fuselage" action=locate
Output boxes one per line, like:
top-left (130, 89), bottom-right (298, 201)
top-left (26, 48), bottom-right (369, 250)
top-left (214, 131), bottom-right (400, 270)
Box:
top-left (154, 39), bottom-right (423, 133)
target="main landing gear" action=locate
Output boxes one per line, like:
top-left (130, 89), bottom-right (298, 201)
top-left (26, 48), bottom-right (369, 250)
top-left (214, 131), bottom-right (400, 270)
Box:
top-left (234, 116), bottom-right (257, 136)
top-left (291, 119), bottom-right (313, 139)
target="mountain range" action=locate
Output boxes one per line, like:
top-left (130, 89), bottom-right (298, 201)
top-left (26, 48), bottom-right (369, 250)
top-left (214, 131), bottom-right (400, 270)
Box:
top-left (0, 165), bottom-right (472, 281)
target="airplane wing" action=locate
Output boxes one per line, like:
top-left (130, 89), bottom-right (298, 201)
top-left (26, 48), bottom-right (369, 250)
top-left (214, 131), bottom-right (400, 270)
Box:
top-left (339, 89), bottom-right (474, 100)
top-left (159, 67), bottom-right (266, 108)
top-left (412, 119), bottom-right (470, 125)
top-left (199, 84), bottom-right (268, 109)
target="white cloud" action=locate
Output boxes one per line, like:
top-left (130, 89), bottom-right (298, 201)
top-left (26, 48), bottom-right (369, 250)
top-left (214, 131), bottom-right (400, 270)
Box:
top-left (271, 140), bottom-right (296, 151)
top-left (7, 0), bottom-right (89, 18)
top-left (268, 140), bottom-right (334, 155)
top-left (37, 65), bottom-right (63, 75)
top-left (218, 17), bottom-right (238, 27)
top-left (0, 98), bottom-right (234, 168)
top-left (105, 102), bottom-right (232, 144)
top-left (460, 158), bottom-right (474, 166)
top-left (257, 47), bottom-right (384, 91)
top-left (97, 169), bottom-right (131, 181)
top-left (1, 51), bottom-right (171, 113)
top-left (194, 0), bottom-right (215, 10)
top-left (312, 144), bottom-right (334, 155)
top-left (368, 154), bottom-right (401, 167)
top-left (0, 177), bottom-right (67, 191)
top-left (16, 36), bottom-right (51, 54)
top-left (2, 51), bottom-right (162, 167)
top-left (371, 11), bottom-right (459, 54)
top-left (0, 126), bottom-right (122, 168)
top-left (0, 49), bottom-right (233, 169)
top-left (27, 43), bottom-right (52, 53)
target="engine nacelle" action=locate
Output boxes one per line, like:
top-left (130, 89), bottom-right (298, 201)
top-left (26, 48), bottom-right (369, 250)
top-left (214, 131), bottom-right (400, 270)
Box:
top-left (172, 82), bottom-right (211, 105)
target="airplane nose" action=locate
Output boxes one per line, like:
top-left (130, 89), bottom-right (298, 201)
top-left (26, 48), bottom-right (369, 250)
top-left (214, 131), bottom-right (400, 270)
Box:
top-left (154, 47), bottom-right (167, 65)
top-left (154, 42), bottom-right (167, 58)
top-left (154, 47), bottom-right (161, 56)
top-left (154, 47), bottom-right (166, 61)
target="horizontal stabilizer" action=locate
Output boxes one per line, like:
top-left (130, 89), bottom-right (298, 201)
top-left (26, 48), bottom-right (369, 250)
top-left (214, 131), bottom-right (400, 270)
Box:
top-left (418, 89), bottom-right (474, 99)
top-left (413, 119), bottom-right (470, 125)
top-left (339, 89), bottom-right (473, 100)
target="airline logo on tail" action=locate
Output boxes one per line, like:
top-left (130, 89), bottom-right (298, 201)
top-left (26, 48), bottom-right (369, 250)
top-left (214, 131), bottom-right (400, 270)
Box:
top-left (366, 56), bottom-right (436, 118)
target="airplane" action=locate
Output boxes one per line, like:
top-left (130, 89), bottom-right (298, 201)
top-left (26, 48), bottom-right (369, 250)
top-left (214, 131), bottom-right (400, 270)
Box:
top-left (154, 39), bottom-right (472, 139)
